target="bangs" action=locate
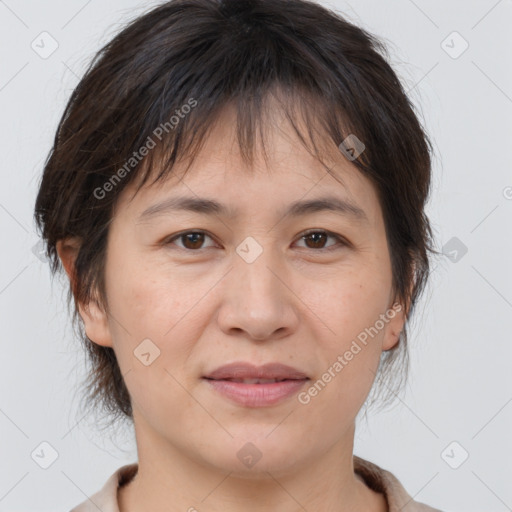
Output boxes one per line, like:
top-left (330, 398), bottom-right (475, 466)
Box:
top-left (115, 84), bottom-right (362, 205)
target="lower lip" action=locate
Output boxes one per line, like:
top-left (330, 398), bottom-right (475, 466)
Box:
top-left (203, 378), bottom-right (309, 407)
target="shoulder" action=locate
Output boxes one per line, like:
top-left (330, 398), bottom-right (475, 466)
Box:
top-left (69, 463), bottom-right (138, 512)
top-left (353, 455), bottom-right (444, 512)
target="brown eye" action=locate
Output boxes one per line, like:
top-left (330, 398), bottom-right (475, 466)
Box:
top-left (181, 232), bottom-right (205, 250)
top-left (164, 229), bottom-right (347, 253)
top-left (295, 230), bottom-right (346, 251)
top-left (166, 231), bottom-right (216, 251)
top-left (303, 232), bottom-right (328, 249)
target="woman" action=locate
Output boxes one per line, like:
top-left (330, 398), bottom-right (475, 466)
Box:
top-left (34, 0), bottom-right (442, 510)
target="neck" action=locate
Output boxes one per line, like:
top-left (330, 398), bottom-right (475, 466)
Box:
top-left (118, 419), bottom-right (387, 512)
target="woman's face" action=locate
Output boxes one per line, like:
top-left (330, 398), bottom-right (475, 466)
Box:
top-left (78, 107), bottom-right (405, 476)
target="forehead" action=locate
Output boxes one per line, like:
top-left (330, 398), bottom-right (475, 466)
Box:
top-left (116, 104), bottom-right (381, 226)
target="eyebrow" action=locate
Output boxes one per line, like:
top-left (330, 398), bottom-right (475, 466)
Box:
top-left (136, 195), bottom-right (369, 224)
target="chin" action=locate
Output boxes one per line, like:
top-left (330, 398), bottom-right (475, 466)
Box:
top-left (197, 430), bottom-right (312, 477)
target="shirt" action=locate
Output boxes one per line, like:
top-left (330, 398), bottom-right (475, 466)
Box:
top-left (69, 455), bottom-right (443, 511)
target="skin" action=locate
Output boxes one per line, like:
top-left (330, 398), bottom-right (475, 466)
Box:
top-left (57, 103), bottom-right (407, 512)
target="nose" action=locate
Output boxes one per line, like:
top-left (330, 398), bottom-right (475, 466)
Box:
top-left (216, 246), bottom-right (300, 342)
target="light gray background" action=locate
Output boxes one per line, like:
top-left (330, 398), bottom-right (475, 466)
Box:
top-left (1, 1), bottom-right (511, 511)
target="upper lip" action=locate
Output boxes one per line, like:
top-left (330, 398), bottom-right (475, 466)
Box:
top-left (204, 362), bottom-right (309, 380)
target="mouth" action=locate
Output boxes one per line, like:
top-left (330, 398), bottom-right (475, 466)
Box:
top-left (203, 361), bottom-right (309, 381)
top-left (202, 362), bottom-right (310, 407)
top-left (206, 377), bottom-right (295, 384)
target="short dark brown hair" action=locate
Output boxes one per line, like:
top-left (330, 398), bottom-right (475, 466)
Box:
top-left (34, 0), bottom-right (438, 428)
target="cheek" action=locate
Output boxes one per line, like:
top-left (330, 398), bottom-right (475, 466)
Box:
top-left (106, 250), bottom-right (183, 330)
top-left (301, 268), bottom-right (391, 410)
top-left (309, 266), bottom-right (391, 344)
top-left (104, 266), bottom-right (202, 425)
top-left (105, 252), bottom-right (211, 385)
top-left (300, 278), bottom-right (388, 421)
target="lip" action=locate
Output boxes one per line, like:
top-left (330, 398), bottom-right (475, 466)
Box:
top-left (204, 362), bottom-right (309, 380)
top-left (203, 362), bottom-right (309, 407)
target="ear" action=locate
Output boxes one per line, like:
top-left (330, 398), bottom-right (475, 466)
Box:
top-left (56, 238), bottom-right (113, 348)
top-left (382, 264), bottom-right (415, 351)
top-left (381, 297), bottom-right (406, 351)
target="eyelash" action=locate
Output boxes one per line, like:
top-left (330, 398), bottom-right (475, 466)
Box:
top-left (163, 229), bottom-right (349, 253)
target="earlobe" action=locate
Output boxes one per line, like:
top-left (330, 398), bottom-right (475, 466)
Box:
top-left (382, 300), bottom-right (406, 351)
top-left (76, 300), bottom-right (114, 348)
top-left (383, 263), bottom-right (415, 351)
top-left (56, 238), bottom-right (113, 348)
